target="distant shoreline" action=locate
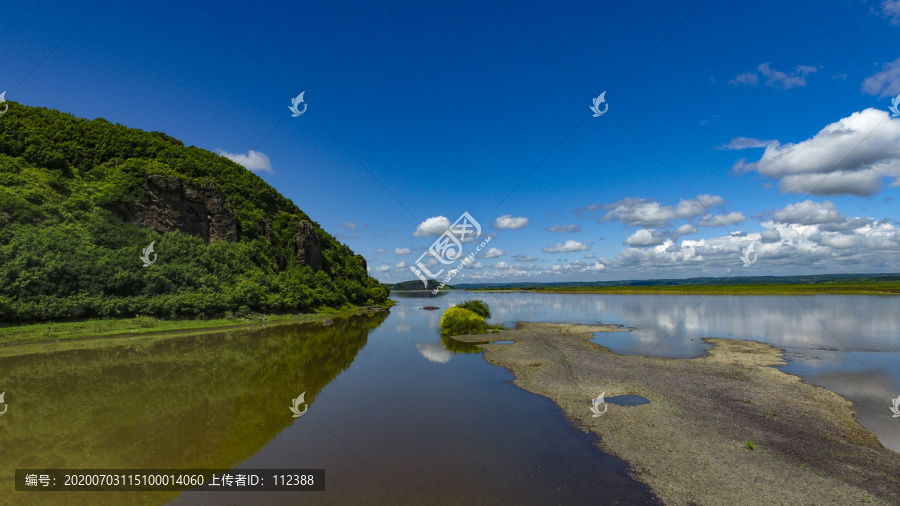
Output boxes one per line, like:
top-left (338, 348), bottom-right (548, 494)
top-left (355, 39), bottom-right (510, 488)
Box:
top-left (468, 282), bottom-right (900, 295)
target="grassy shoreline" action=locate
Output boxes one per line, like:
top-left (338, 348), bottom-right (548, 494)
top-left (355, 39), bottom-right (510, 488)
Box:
top-left (469, 281), bottom-right (900, 295)
top-left (0, 301), bottom-right (395, 347)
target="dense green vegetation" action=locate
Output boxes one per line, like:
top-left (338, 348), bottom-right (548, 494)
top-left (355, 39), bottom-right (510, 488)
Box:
top-left (0, 103), bottom-right (388, 323)
top-left (455, 299), bottom-right (491, 318)
top-left (440, 307), bottom-right (487, 336)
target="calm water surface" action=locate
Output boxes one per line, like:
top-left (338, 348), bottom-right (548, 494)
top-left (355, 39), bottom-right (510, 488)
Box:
top-left (2, 291), bottom-right (898, 505)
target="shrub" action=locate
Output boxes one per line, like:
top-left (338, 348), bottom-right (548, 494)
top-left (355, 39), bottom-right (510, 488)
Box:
top-left (440, 306), bottom-right (487, 336)
top-left (455, 299), bottom-right (491, 318)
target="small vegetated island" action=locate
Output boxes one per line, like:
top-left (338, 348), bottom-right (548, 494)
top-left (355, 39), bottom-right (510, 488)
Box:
top-left (439, 299), bottom-right (502, 336)
top-left (0, 103), bottom-right (389, 333)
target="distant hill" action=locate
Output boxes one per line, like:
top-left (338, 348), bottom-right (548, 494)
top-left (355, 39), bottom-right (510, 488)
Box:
top-left (0, 102), bottom-right (388, 322)
top-left (454, 273), bottom-right (900, 290)
top-left (387, 279), bottom-right (452, 291)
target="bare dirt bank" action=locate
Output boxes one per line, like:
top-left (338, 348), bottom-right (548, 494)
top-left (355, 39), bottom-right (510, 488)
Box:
top-left (452, 322), bottom-right (900, 505)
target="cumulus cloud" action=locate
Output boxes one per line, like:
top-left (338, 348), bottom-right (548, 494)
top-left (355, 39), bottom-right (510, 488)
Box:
top-left (494, 215), bottom-right (530, 229)
top-left (216, 149), bottom-right (273, 173)
top-left (771, 200), bottom-right (842, 224)
top-left (394, 248), bottom-right (411, 255)
top-left (544, 240), bottom-right (589, 253)
top-left (339, 222), bottom-right (358, 229)
top-left (495, 261), bottom-right (510, 269)
top-left (861, 57), bottom-right (900, 98)
top-left (674, 224), bottom-right (698, 236)
top-left (413, 216), bottom-right (451, 236)
top-left (699, 212), bottom-right (746, 227)
top-left (374, 264), bottom-right (391, 272)
top-left (484, 248), bottom-right (504, 258)
top-left (376, 248), bottom-right (386, 254)
top-left (602, 195), bottom-right (724, 227)
top-left (515, 254), bottom-right (538, 262)
top-left (547, 224), bottom-right (582, 233)
top-left (596, 201), bottom-right (899, 276)
top-left (729, 62), bottom-right (817, 89)
top-left (395, 261), bottom-right (408, 269)
top-left (734, 108), bottom-right (900, 196)
top-left (715, 137), bottom-right (776, 150)
top-left (624, 229), bottom-right (668, 246)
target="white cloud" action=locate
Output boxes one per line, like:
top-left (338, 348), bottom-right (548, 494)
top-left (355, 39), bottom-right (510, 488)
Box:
top-left (674, 224), bottom-right (698, 236)
top-left (715, 137), bottom-right (776, 150)
top-left (376, 248), bottom-right (386, 254)
top-left (374, 264), bottom-right (391, 272)
top-left (547, 224), bottom-right (582, 233)
top-left (544, 240), bottom-right (589, 253)
top-left (216, 149), bottom-right (273, 173)
top-left (495, 261), bottom-right (509, 269)
top-left (484, 248), bottom-right (504, 258)
top-left (395, 261), bottom-right (409, 269)
top-left (338, 222), bottom-right (358, 229)
top-left (515, 254), bottom-right (538, 262)
top-left (413, 216), bottom-right (452, 237)
top-left (602, 195), bottom-right (724, 227)
top-left (624, 229), bottom-right (668, 246)
top-left (494, 215), bottom-right (530, 229)
top-left (771, 200), bottom-right (842, 225)
top-left (394, 248), bottom-right (411, 255)
top-left (861, 57), bottom-right (900, 98)
top-left (734, 108), bottom-right (900, 196)
top-left (880, 1), bottom-right (900, 25)
top-left (729, 62), bottom-right (817, 89)
top-left (699, 212), bottom-right (746, 227)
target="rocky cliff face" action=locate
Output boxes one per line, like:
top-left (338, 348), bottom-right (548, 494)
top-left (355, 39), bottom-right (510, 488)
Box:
top-left (114, 174), bottom-right (325, 270)
top-left (293, 221), bottom-right (324, 271)
top-left (113, 174), bottom-right (237, 243)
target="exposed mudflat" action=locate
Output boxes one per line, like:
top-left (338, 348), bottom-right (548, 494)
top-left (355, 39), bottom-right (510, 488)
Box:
top-left (452, 322), bottom-right (900, 505)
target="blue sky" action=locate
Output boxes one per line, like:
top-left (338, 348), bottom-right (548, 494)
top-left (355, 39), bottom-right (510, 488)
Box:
top-left (3, 0), bottom-right (900, 283)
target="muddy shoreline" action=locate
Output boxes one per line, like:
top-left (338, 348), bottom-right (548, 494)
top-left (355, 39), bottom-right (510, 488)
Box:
top-left (452, 322), bottom-right (900, 505)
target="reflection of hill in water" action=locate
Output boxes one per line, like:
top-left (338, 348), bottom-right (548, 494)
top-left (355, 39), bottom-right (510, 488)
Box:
top-left (0, 312), bottom-right (388, 506)
top-left (390, 290), bottom-right (450, 299)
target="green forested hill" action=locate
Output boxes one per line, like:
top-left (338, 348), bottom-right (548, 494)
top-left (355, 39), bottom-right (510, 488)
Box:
top-left (0, 102), bottom-right (388, 323)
